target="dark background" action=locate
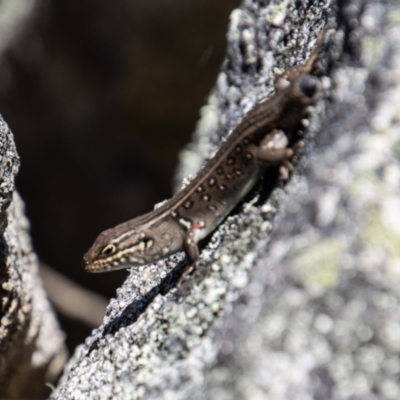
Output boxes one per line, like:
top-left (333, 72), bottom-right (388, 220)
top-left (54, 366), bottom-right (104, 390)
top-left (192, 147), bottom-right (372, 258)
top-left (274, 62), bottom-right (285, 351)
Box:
top-left (0, 0), bottom-right (239, 351)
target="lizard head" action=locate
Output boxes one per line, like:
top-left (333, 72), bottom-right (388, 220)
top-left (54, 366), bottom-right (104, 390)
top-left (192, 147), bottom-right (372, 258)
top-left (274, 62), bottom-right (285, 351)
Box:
top-left (83, 223), bottom-right (154, 273)
top-left (276, 72), bottom-right (321, 106)
top-left (273, 70), bottom-right (321, 132)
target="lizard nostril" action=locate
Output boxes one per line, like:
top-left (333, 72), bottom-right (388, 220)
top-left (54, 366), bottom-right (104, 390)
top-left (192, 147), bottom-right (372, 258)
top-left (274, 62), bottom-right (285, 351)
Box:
top-left (82, 257), bottom-right (90, 269)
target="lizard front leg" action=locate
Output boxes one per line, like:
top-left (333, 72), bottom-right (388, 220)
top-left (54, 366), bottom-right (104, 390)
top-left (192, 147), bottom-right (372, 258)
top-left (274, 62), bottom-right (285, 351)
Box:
top-left (177, 226), bottom-right (201, 287)
top-left (248, 129), bottom-right (301, 179)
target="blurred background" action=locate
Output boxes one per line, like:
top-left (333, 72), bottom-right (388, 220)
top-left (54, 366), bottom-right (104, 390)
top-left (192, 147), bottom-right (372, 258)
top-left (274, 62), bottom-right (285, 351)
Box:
top-left (0, 0), bottom-right (239, 352)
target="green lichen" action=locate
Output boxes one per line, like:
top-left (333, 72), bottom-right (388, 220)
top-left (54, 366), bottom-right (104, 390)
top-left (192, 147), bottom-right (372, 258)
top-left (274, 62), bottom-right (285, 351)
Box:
top-left (266, 0), bottom-right (289, 27)
top-left (361, 208), bottom-right (400, 258)
top-left (387, 9), bottom-right (400, 24)
top-left (294, 239), bottom-right (345, 289)
top-left (361, 35), bottom-right (388, 69)
top-left (350, 169), bottom-right (390, 198)
top-left (392, 138), bottom-right (400, 159)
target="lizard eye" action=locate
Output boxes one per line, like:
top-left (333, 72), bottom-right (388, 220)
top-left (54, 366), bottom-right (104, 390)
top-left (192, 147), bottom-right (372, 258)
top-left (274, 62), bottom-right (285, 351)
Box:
top-left (298, 75), bottom-right (319, 98)
top-left (101, 244), bottom-right (116, 256)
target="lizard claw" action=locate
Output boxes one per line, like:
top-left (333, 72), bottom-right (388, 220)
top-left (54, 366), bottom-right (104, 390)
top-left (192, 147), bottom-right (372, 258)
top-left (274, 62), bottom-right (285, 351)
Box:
top-left (176, 264), bottom-right (195, 288)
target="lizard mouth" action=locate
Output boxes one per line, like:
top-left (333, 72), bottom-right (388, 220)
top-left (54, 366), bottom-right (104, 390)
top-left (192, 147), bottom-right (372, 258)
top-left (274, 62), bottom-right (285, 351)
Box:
top-left (82, 256), bottom-right (104, 273)
top-left (83, 256), bottom-right (134, 273)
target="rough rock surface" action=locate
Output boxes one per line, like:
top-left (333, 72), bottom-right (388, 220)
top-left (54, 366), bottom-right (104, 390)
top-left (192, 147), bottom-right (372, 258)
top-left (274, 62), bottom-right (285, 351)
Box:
top-left (0, 113), bottom-right (66, 398)
top-left (52, 0), bottom-right (400, 399)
